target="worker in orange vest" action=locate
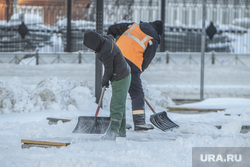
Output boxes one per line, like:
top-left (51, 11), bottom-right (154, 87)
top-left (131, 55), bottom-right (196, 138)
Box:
top-left (107, 20), bottom-right (163, 131)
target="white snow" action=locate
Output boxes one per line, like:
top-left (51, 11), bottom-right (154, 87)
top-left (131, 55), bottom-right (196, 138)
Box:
top-left (0, 56), bottom-right (250, 167)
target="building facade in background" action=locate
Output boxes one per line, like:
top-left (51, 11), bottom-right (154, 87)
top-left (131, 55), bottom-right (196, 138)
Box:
top-left (0, 0), bottom-right (249, 53)
top-left (1, 0), bottom-right (249, 27)
top-left (1, 0), bottom-right (90, 24)
top-left (0, 0), bottom-right (14, 21)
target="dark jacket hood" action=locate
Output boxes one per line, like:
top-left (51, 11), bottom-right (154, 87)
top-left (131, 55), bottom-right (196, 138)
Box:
top-left (83, 30), bottom-right (104, 52)
top-left (151, 20), bottom-right (163, 35)
top-left (139, 21), bottom-right (162, 44)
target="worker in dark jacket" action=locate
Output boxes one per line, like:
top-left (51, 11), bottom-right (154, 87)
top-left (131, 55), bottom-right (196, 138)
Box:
top-left (83, 30), bottom-right (131, 140)
top-left (107, 20), bottom-right (163, 131)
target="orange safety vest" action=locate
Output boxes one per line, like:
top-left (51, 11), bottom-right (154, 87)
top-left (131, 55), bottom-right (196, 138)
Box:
top-left (116, 23), bottom-right (153, 71)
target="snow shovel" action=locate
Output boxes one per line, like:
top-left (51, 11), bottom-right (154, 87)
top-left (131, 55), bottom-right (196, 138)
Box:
top-left (144, 98), bottom-right (179, 131)
top-left (72, 86), bottom-right (110, 134)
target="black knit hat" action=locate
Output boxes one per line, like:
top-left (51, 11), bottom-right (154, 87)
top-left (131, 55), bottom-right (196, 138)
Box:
top-left (152, 20), bottom-right (164, 35)
top-left (83, 30), bottom-right (104, 52)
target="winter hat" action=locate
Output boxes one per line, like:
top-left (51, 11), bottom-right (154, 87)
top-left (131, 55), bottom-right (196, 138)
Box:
top-left (152, 20), bottom-right (164, 35)
top-left (83, 30), bottom-right (104, 52)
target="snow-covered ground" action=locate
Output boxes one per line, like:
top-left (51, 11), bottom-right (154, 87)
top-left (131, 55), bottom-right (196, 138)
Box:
top-left (0, 57), bottom-right (250, 167)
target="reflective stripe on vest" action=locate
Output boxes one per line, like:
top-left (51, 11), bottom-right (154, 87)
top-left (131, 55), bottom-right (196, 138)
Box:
top-left (116, 23), bottom-right (153, 71)
top-left (123, 23), bottom-right (152, 50)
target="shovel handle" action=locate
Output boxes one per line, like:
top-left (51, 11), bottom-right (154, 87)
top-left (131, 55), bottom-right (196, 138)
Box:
top-left (144, 98), bottom-right (156, 114)
top-left (95, 106), bottom-right (101, 117)
top-left (95, 86), bottom-right (106, 117)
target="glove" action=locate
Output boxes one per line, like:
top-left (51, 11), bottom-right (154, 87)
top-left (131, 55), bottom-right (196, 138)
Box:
top-left (102, 79), bottom-right (109, 88)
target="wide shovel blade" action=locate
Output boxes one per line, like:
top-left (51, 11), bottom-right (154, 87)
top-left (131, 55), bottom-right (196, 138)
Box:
top-left (144, 98), bottom-right (179, 131)
top-left (73, 87), bottom-right (110, 134)
top-left (150, 111), bottom-right (179, 131)
top-left (73, 116), bottom-right (110, 134)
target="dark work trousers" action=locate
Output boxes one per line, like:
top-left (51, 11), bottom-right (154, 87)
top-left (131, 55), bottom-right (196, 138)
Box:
top-left (126, 60), bottom-right (145, 111)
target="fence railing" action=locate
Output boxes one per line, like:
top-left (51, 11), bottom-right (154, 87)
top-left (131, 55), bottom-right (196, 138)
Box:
top-left (0, 51), bottom-right (95, 65)
top-left (0, 52), bottom-right (249, 66)
top-left (154, 52), bottom-right (250, 66)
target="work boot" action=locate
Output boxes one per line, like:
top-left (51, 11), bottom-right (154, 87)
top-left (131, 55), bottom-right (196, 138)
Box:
top-left (101, 119), bottom-right (121, 140)
top-left (133, 110), bottom-right (154, 131)
top-left (118, 118), bottom-right (126, 137)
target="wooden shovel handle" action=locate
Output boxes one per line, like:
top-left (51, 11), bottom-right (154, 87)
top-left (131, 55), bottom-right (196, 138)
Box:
top-left (144, 98), bottom-right (156, 114)
top-left (95, 86), bottom-right (106, 117)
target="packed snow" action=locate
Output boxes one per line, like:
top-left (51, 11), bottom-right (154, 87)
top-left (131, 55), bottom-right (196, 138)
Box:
top-left (0, 54), bottom-right (250, 167)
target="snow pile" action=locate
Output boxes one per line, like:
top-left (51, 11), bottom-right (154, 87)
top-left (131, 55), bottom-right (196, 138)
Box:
top-left (0, 77), bottom-right (95, 114)
top-left (232, 18), bottom-right (250, 29)
top-left (143, 80), bottom-right (175, 108)
top-left (0, 75), bottom-right (175, 115)
top-left (14, 13), bottom-right (42, 23)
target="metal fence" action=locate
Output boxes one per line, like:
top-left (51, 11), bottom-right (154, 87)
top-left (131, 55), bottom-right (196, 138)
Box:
top-left (0, 0), bottom-right (249, 53)
top-left (0, 51), bottom-right (249, 66)
top-left (0, 51), bottom-right (95, 65)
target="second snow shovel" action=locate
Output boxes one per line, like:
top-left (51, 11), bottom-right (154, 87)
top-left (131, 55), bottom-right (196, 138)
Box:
top-left (144, 98), bottom-right (179, 131)
top-left (72, 87), bottom-right (110, 134)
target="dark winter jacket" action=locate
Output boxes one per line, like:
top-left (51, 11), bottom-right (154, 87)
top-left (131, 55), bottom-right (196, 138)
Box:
top-left (83, 31), bottom-right (131, 87)
top-left (107, 21), bottom-right (162, 72)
